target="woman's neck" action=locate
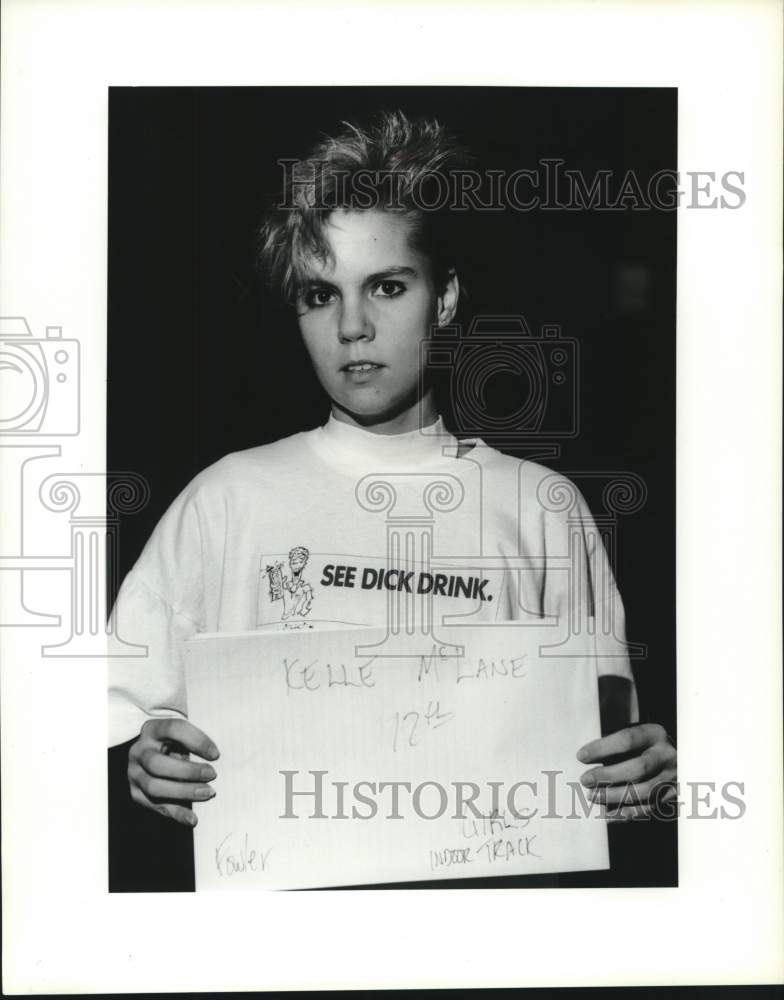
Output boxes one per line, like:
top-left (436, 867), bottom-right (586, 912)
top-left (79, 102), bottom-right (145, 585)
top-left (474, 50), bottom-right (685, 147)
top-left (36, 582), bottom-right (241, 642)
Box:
top-left (329, 391), bottom-right (438, 436)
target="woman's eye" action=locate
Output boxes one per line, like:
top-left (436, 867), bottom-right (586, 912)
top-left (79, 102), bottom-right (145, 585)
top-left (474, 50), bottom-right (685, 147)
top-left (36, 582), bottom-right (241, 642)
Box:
top-left (304, 288), bottom-right (336, 308)
top-left (373, 280), bottom-right (405, 299)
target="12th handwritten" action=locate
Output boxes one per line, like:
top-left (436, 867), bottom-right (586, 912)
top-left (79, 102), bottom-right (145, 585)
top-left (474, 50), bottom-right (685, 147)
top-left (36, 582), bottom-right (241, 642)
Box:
top-left (392, 700), bottom-right (455, 751)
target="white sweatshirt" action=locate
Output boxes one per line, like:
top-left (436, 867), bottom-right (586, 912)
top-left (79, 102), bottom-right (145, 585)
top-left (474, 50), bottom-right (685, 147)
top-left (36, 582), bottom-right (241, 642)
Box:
top-left (108, 416), bottom-right (638, 746)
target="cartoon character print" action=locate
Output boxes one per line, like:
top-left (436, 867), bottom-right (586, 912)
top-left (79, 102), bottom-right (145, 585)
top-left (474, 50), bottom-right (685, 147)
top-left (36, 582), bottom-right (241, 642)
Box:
top-left (264, 545), bottom-right (314, 620)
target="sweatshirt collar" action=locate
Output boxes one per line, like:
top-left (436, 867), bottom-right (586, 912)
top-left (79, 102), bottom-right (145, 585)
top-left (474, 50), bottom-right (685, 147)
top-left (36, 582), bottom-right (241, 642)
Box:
top-left (311, 413), bottom-right (461, 472)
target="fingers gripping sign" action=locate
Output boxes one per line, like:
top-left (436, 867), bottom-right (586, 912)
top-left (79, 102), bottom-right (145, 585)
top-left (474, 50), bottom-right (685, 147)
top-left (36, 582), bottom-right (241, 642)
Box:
top-left (576, 723), bottom-right (677, 822)
top-left (128, 717), bottom-right (220, 827)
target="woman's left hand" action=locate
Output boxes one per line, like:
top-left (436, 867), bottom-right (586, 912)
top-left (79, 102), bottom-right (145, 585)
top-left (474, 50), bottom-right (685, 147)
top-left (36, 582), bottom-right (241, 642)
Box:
top-left (576, 723), bottom-right (677, 821)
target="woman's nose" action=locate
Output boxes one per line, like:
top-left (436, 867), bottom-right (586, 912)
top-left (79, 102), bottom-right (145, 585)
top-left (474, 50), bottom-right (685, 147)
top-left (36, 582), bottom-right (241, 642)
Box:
top-left (337, 297), bottom-right (375, 344)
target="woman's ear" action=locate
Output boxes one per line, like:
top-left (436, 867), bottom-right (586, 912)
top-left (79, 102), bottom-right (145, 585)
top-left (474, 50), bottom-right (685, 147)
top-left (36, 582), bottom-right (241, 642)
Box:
top-left (436, 269), bottom-right (460, 327)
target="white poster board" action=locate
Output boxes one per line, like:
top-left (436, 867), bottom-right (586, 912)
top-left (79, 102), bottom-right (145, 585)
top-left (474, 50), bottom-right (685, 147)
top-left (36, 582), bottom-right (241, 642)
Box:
top-left (185, 625), bottom-right (608, 889)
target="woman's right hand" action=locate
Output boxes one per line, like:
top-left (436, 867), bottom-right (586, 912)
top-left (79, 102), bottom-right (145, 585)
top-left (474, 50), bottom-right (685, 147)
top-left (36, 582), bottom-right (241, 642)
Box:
top-left (128, 717), bottom-right (219, 826)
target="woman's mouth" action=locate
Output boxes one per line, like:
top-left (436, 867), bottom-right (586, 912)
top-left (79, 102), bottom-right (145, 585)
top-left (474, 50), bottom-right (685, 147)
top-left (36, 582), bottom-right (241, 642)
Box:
top-left (341, 361), bottom-right (384, 374)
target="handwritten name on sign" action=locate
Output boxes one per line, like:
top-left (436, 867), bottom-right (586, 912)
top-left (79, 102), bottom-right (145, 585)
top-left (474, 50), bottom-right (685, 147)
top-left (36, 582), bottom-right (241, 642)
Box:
top-left (184, 626), bottom-right (608, 890)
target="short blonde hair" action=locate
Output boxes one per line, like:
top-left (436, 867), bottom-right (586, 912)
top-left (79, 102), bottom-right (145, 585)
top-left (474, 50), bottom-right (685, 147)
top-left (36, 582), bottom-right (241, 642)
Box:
top-left (256, 109), bottom-right (474, 304)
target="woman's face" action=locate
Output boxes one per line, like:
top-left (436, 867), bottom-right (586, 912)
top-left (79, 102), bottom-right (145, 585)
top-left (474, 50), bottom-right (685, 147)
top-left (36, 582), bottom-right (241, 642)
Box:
top-left (295, 209), bottom-right (458, 434)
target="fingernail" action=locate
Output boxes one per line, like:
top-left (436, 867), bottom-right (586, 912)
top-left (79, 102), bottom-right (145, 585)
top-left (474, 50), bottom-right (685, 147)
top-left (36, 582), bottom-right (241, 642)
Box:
top-left (207, 743), bottom-right (220, 760)
top-left (581, 772), bottom-right (596, 787)
top-left (187, 814), bottom-right (197, 827)
top-left (200, 766), bottom-right (216, 781)
top-left (195, 785), bottom-right (215, 799)
top-left (577, 749), bottom-right (590, 763)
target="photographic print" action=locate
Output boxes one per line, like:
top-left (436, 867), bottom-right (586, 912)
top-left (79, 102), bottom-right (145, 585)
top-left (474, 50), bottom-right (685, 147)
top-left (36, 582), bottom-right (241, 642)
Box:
top-left (2, 0), bottom-right (780, 992)
top-left (106, 86), bottom-right (678, 893)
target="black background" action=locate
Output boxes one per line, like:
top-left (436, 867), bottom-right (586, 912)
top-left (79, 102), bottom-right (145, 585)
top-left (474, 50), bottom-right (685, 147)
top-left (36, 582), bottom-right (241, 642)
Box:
top-left (108, 87), bottom-right (677, 892)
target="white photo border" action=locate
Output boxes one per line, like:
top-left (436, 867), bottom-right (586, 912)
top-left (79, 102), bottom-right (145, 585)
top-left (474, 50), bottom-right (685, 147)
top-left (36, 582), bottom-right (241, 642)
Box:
top-left (1, 0), bottom-right (782, 991)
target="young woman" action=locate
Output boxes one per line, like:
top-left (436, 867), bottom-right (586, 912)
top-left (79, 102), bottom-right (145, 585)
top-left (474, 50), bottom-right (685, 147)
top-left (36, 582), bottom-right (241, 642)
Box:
top-left (110, 110), bottom-right (676, 832)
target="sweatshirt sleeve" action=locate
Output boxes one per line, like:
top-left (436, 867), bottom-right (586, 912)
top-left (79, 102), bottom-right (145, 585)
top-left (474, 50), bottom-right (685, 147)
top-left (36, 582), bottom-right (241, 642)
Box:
top-left (580, 509), bottom-right (640, 725)
top-left (532, 465), bottom-right (640, 724)
top-left (107, 484), bottom-right (206, 747)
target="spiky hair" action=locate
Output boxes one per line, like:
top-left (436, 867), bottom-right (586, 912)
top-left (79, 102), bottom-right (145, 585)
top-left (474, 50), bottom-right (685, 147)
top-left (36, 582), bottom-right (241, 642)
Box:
top-left (256, 109), bottom-right (474, 304)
